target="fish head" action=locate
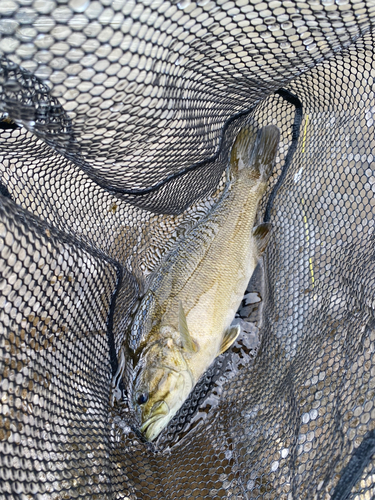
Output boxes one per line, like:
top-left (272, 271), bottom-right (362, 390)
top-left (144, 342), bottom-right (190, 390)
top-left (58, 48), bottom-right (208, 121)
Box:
top-left (133, 334), bottom-right (194, 441)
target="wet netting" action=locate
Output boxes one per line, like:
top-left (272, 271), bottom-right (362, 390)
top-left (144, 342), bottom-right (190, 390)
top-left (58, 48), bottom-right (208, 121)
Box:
top-left (1, 0), bottom-right (375, 498)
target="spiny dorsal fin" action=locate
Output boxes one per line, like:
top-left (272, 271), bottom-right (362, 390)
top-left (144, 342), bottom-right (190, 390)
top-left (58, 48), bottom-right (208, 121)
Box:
top-left (179, 301), bottom-right (199, 353)
top-left (253, 222), bottom-right (272, 256)
top-left (220, 325), bottom-right (240, 355)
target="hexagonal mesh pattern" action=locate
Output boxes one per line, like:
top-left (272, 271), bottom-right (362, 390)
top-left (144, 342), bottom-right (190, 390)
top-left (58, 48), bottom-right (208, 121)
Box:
top-left (1, 0), bottom-right (375, 498)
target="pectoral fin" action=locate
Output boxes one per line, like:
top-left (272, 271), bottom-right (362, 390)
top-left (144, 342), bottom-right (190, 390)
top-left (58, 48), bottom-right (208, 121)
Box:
top-left (179, 301), bottom-right (199, 353)
top-left (253, 222), bottom-right (272, 256)
top-left (220, 325), bottom-right (240, 354)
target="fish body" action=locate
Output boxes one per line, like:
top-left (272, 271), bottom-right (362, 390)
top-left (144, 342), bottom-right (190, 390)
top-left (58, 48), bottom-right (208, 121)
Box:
top-left (131, 124), bottom-right (280, 441)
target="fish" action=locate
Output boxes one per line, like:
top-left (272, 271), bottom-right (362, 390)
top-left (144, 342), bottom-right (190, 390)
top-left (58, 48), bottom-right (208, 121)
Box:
top-left (130, 124), bottom-right (280, 441)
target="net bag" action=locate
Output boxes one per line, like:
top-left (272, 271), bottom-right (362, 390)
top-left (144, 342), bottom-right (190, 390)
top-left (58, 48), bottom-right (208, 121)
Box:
top-left (0, 0), bottom-right (375, 498)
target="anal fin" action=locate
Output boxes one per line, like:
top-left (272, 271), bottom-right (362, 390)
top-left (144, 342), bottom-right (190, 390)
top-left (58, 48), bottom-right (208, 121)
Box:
top-left (220, 325), bottom-right (240, 354)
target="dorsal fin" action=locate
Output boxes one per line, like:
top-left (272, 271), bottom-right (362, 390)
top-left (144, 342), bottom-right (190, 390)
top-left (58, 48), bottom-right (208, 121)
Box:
top-left (252, 222), bottom-right (272, 256)
top-left (219, 325), bottom-right (240, 355)
top-left (178, 301), bottom-right (199, 353)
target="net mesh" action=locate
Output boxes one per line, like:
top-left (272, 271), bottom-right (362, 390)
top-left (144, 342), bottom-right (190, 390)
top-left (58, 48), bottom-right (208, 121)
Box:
top-left (1, 0), bottom-right (375, 498)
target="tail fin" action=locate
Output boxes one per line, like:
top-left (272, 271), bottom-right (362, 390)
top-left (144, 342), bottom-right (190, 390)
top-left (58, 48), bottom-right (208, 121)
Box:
top-left (230, 125), bottom-right (258, 178)
top-left (252, 125), bottom-right (280, 181)
top-left (230, 125), bottom-right (280, 182)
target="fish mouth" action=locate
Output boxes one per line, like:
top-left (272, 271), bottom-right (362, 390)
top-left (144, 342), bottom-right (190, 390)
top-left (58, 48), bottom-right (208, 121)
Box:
top-left (140, 401), bottom-right (170, 441)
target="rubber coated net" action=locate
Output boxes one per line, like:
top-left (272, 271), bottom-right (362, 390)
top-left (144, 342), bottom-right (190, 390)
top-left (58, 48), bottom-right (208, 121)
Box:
top-left (1, 0), bottom-right (375, 498)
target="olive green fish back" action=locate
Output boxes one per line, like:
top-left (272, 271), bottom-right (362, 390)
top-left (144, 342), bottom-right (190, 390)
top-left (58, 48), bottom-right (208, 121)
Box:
top-left (1, 1), bottom-right (375, 499)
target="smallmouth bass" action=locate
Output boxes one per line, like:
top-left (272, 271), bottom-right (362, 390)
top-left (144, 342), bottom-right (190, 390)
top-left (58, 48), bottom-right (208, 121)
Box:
top-left (130, 124), bottom-right (280, 441)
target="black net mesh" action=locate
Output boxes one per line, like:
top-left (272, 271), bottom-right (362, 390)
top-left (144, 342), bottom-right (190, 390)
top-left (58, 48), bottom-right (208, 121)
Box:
top-left (1, 0), bottom-right (375, 498)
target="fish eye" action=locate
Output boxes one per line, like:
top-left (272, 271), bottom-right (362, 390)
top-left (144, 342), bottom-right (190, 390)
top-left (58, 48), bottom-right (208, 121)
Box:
top-left (136, 392), bottom-right (149, 405)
